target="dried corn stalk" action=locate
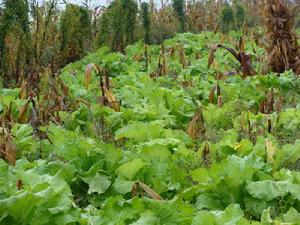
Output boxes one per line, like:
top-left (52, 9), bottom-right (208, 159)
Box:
top-left (209, 81), bottom-right (221, 104)
top-left (0, 133), bottom-right (16, 166)
top-left (264, 0), bottom-right (300, 75)
top-left (18, 97), bottom-right (32, 123)
top-left (132, 181), bottom-right (163, 200)
top-left (96, 66), bottom-right (120, 112)
top-left (208, 44), bottom-right (218, 70)
top-left (85, 63), bottom-right (101, 89)
top-left (208, 38), bottom-right (255, 78)
top-left (259, 89), bottom-right (275, 114)
top-left (188, 108), bottom-right (206, 139)
top-left (178, 44), bottom-right (187, 69)
top-left (202, 142), bottom-right (211, 167)
top-left (158, 53), bottom-right (167, 76)
top-left (0, 120), bottom-right (16, 166)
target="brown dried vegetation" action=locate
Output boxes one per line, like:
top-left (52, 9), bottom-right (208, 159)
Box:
top-left (85, 64), bottom-right (120, 112)
top-left (208, 37), bottom-right (256, 78)
top-left (264, 0), bottom-right (300, 75)
top-left (0, 106), bottom-right (16, 165)
top-left (188, 107), bottom-right (206, 140)
top-left (132, 181), bottom-right (163, 200)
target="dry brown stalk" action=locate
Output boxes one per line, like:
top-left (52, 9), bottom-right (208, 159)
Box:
top-left (264, 0), bottom-right (300, 75)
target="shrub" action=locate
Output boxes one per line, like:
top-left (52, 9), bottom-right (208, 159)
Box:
top-left (220, 2), bottom-right (235, 33)
top-left (0, 0), bottom-right (32, 87)
top-left (235, 4), bottom-right (245, 29)
top-left (141, 2), bottom-right (151, 44)
top-left (172, 0), bottom-right (186, 32)
top-left (59, 4), bottom-right (91, 65)
top-left (97, 0), bottom-right (138, 53)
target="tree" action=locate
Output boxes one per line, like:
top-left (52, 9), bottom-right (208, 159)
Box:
top-left (172, 0), bottom-right (186, 32)
top-left (220, 2), bottom-right (235, 33)
top-left (97, 0), bottom-right (138, 53)
top-left (59, 4), bottom-right (91, 65)
top-left (109, 1), bottom-right (125, 52)
top-left (30, 0), bottom-right (60, 72)
top-left (122, 0), bottom-right (138, 44)
top-left (235, 3), bottom-right (245, 29)
top-left (0, 0), bottom-right (32, 87)
top-left (141, 2), bottom-right (151, 44)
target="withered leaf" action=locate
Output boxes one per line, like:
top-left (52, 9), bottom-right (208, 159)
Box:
top-left (188, 109), bottom-right (205, 139)
top-left (103, 87), bottom-right (120, 112)
top-left (18, 98), bottom-right (31, 123)
top-left (266, 139), bottom-right (276, 162)
top-left (208, 44), bottom-right (218, 69)
top-left (85, 63), bottom-right (100, 89)
top-left (209, 86), bottom-right (217, 104)
top-left (132, 181), bottom-right (163, 200)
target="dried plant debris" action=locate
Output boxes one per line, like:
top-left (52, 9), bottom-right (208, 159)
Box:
top-left (264, 0), bottom-right (300, 75)
top-left (188, 107), bottom-right (206, 139)
top-left (0, 121), bottom-right (16, 165)
top-left (208, 37), bottom-right (256, 78)
top-left (132, 181), bottom-right (163, 200)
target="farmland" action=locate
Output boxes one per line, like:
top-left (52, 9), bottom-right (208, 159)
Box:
top-left (0, 31), bottom-right (300, 224)
top-left (1, 0), bottom-right (300, 224)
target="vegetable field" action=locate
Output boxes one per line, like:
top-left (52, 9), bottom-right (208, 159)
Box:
top-left (0, 32), bottom-right (300, 225)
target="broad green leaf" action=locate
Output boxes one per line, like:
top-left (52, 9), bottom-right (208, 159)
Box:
top-left (115, 121), bottom-right (164, 142)
top-left (244, 197), bottom-right (269, 220)
top-left (47, 194), bottom-right (74, 214)
top-left (86, 173), bottom-right (111, 195)
top-left (287, 183), bottom-right (300, 201)
top-left (195, 193), bottom-right (222, 210)
top-left (261, 208), bottom-right (273, 224)
top-left (192, 211), bottom-right (215, 225)
top-left (116, 159), bottom-right (146, 180)
top-left (140, 144), bottom-right (171, 162)
top-left (214, 204), bottom-right (244, 225)
top-left (246, 180), bottom-right (289, 201)
top-left (103, 144), bottom-right (122, 171)
top-left (114, 177), bottom-right (136, 194)
top-left (130, 212), bottom-right (157, 225)
top-left (5, 192), bottom-right (42, 222)
top-left (190, 168), bottom-right (209, 184)
top-left (282, 208), bottom-right (300, 223)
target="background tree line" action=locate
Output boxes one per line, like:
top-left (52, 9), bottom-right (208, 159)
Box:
top-left (0, 0), bottom-right (299, 87)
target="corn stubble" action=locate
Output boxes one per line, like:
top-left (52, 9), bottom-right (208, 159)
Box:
top-left (264, 0), bottom-right (300, 75)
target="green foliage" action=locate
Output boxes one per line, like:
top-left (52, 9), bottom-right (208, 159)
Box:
top-left (220, 2), bottom-right (246, 33)
top-left (172, 0), bottom-right (186, 32)
top-left (59, 4), bottom-right (91, 65)
top-left (141, 2), bottom-right (151, 44)
top-left (97, 0), bottom-right (138, 52)
top-left (235, 4), bottom-right (245, 29)
top-left (0, 0), bottom-right (31, 87)
top-left (122, 0), bottom-right (138, 44)
top-left (30, 0), bottom-right (60, 70)
top-left (1, 32), bottom-right (300, 224)
top-left (220, 2), bottom-right (235, 33)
